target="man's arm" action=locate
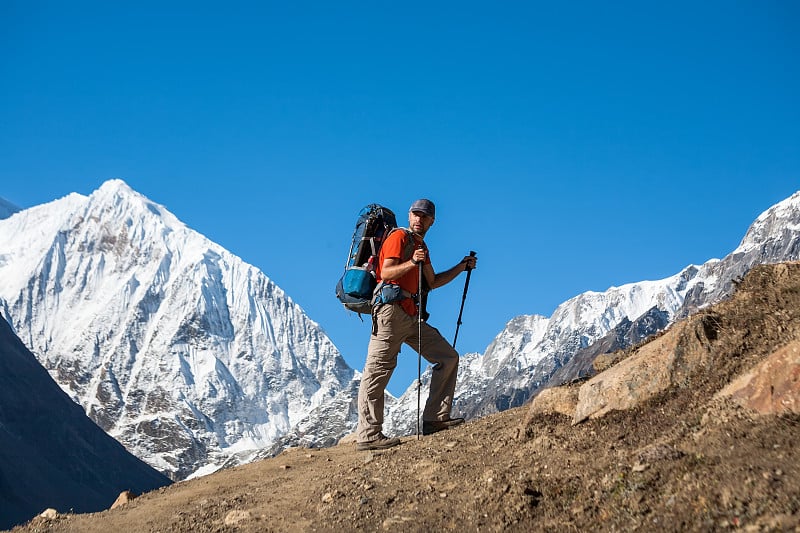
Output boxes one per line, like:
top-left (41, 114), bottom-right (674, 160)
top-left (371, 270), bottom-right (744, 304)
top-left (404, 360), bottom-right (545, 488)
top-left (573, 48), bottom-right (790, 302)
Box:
top-left (382, 246), bottom-right (435, 288)
top-left (382, 250), bottom-right (477, 291)
top-left (429, 255), bottom-right (477, 289)
top-left (380, 256), bottom-right (419, 281)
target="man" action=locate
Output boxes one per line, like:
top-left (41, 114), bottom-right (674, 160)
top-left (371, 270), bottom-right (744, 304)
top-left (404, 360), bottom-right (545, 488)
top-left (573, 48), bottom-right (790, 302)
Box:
top-left (356, 198), bottom-right (478, 451)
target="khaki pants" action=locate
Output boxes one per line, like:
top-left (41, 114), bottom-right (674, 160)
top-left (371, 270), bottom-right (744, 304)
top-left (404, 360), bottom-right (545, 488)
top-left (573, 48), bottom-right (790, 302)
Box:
top-left (357, 303), bottom-right (459, 442)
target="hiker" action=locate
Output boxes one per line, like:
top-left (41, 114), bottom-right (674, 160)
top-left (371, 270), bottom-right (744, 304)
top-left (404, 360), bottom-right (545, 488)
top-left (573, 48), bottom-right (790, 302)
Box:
top-left (356, 198), bottom-right (478, 451)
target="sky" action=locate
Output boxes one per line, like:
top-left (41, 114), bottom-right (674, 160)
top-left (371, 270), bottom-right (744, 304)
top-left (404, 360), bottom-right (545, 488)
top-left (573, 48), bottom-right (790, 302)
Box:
top-left (1, 1), bottom-right (798, 396)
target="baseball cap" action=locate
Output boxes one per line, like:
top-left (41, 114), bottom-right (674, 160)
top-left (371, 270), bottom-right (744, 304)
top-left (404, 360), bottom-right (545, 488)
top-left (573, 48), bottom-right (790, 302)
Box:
top-left (409, 198), bottom-right (435, 218)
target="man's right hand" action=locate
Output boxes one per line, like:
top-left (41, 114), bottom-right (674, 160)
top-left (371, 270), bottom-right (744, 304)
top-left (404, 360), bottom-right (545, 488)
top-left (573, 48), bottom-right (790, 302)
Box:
top-left (412, 247), bottom-right (427, 265)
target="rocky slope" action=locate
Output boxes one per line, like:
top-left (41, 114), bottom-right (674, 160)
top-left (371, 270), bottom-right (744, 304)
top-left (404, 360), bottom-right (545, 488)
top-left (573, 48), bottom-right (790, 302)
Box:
top-left (10, 262), bottom-right (799, 532)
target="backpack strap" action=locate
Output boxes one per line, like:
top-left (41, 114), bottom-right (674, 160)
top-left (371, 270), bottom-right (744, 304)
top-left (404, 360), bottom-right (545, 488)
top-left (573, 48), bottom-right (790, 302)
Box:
top-left (384, 227), bottom-right (418, 263)
top-left (377, 228), bottom-right (432, 322)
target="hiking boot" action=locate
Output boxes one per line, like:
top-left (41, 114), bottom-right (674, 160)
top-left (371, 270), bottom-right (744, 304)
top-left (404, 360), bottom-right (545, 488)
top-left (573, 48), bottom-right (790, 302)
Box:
top-left (422, 417), bottom-right (465, 435)
top-left (356, 434), bottom-right (401, 451)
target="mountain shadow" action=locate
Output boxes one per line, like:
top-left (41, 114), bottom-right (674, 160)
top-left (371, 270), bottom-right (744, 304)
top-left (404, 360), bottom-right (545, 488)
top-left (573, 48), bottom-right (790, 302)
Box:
top-left (0, 313), bottom-right (171, 530)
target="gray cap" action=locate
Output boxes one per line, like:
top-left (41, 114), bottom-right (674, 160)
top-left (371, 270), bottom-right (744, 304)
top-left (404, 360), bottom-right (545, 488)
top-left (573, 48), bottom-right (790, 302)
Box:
top-left (409, 198), bottom-right (435, 218)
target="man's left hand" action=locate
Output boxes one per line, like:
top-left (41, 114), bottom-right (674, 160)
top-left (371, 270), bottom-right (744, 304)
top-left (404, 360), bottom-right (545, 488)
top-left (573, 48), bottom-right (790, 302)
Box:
top-left (462, 255), bottom-right (477, 271)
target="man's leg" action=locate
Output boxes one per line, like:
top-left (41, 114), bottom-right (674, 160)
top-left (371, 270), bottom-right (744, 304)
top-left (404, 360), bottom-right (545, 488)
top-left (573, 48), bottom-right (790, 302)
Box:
top-left (356, 304), bottom-right (408, 442)
top-left (412, 322), bottom-right (460, 422)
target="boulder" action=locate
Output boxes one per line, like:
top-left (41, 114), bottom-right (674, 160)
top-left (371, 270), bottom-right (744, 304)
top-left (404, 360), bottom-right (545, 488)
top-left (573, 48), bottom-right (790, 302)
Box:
top-left (716, 340), bottom-right (800, 415)
top-left (527, 386), bottom-right (579, 419)
top-left (518, 385), bottom-right (579, 438)
top-left (110, 490), bottom-right (137, 510)
top-left (573, 314), bottom-right (717, 424)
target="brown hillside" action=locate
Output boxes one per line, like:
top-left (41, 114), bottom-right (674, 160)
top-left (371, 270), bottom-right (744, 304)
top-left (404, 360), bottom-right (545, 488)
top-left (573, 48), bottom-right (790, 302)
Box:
top-left (11, 263), bottom-right (800, 532)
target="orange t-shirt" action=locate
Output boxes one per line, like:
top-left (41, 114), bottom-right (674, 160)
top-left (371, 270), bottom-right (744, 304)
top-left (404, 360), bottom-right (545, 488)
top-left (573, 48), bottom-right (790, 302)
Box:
top-left (377, 229), bottom-right (430, 316)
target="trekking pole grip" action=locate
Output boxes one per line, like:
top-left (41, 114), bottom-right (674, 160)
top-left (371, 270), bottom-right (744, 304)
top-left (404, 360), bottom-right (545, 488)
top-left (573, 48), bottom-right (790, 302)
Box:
top-left (465, 250), bottom-right (476, 271)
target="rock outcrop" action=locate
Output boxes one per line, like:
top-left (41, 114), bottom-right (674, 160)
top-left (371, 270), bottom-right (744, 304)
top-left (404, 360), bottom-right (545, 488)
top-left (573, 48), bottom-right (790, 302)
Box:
top-left (522, 262), bottom-right (800, 429)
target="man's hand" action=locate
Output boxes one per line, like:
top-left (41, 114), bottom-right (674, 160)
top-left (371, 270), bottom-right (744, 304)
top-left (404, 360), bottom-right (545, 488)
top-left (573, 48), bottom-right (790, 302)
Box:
top-left (412, 246), bottom-right (427, 265)
top-left (462, 254), bottom-right (477, 271)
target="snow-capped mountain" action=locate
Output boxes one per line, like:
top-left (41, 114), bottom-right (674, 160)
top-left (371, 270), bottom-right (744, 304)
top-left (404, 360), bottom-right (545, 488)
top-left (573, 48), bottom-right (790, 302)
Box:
top-left (385, 191), bottom-right (800, 434)
top-left (0, 179), bottom-right (355, 480)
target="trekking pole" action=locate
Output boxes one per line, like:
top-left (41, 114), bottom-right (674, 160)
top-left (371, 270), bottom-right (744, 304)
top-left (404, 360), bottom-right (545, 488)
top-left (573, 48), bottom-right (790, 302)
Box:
top-left (452, 251), bottom-right (477, 348)
top-left (416, 259), bottom-right (423, 440)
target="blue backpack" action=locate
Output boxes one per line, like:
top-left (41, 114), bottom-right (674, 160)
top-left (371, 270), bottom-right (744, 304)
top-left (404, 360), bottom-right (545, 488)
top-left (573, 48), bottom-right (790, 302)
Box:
top-left (335, 204), bottom-right (398, 314)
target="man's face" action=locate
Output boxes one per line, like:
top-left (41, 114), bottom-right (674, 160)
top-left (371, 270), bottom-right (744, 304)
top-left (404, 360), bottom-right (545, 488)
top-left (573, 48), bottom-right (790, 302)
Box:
top-left (409, 210), bottom-right (435, 235)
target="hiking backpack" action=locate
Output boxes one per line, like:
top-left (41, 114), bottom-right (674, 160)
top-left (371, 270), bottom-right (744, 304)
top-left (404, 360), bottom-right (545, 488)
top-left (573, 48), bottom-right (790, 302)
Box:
top-left (335, 204), bottom-right (398, 314)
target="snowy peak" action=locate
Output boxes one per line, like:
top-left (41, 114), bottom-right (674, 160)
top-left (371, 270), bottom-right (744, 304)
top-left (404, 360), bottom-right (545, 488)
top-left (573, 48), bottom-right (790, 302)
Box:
top-left (97, 177), bottom-right (135, 195)
top-left (737, 190), bottom-right (800, 254)
top-left (0, 179), bottom-right (355, 480)
top-left (87, 178), bottom-right (183, 230)
top-left (755, 190), bottom-right (800, 224)
top-left (79, 179), bottom-right (186, 248)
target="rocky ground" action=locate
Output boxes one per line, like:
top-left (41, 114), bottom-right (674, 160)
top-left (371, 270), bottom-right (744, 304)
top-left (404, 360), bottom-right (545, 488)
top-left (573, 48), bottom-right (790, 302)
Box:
top-left (10, 263), bottom-right (800, 532)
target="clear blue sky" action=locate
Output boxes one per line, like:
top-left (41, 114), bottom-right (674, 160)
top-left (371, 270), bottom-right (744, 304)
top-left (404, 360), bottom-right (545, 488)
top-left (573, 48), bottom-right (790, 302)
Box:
top-left (2, 2), bottom-right (798, 396)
